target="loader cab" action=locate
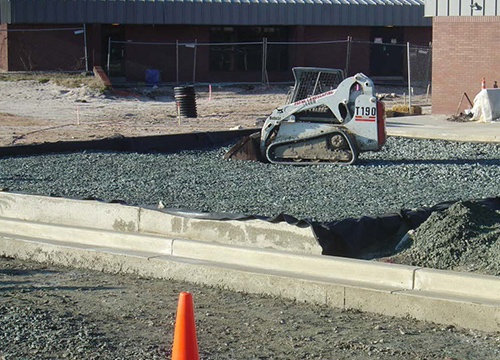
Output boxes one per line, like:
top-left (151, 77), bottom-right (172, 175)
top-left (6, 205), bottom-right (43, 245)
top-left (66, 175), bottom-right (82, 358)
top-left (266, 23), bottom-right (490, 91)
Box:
top-left (288, 67), bottom-right (345, 104)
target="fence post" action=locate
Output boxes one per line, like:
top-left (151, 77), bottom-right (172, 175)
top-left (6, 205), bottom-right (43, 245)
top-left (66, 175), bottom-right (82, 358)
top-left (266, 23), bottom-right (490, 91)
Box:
top-left (426, 41), bottom-right (432, 88)
top-left (407, 42), bottom-right (411, 111)
top-left (83, 24), bottom-right (89, 72)
top-left (426, 41), bottom-right (432, 102)
top-left (193, 38), bottom-right (197, 84)
top-left (106, 37), bottom-right (111, 76)
top-left (345, 36), bottom-right (352, 77)
top-left (176, 40), bottom-right (179, 85)
top-left (261, 37), bottom-right (269, 86)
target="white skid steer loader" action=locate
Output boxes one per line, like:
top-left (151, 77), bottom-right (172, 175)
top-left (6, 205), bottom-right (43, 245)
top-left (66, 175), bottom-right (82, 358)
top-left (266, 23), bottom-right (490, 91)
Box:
top-left (224, 68), bottom-right (386, 165)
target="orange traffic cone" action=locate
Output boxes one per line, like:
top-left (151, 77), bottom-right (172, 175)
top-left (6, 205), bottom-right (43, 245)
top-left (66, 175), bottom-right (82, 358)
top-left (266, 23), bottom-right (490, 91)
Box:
top-left (171, 292), bottom-right (199, 360)
top-left (482, 77), bottom-right (486, 89)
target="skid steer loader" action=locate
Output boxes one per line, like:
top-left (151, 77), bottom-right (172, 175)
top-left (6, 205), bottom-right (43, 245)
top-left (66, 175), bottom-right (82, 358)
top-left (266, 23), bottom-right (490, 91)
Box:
top-left (224, 67), bottom-right (386, 165)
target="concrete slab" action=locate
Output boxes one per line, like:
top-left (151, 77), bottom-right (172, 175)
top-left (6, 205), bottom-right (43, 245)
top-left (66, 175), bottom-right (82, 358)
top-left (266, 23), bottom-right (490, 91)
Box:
top-left (0, 191), bottom-right (140, 232)
top-left (386, 114), bottom-right (500, 143)
top-left (0, 214), bottom-right (415, 289)
top-left (139, 206), bottom-right (319, 254)
top-left (389, 290), bottom-right (500, 333)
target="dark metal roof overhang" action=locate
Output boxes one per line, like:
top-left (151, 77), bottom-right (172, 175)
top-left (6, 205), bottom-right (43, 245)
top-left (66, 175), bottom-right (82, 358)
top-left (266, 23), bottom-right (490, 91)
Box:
top-left (0, 0), bottom-right (430, 26)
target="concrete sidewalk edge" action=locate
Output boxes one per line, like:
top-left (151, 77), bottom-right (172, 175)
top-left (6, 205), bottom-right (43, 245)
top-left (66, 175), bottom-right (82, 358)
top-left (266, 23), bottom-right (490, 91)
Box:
top-left (1, 233), bottom-right (499, 332)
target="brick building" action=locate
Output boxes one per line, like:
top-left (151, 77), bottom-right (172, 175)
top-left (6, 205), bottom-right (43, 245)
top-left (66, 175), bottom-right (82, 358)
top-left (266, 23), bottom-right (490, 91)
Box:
top-left (0, 0), bottom-right (431, 84)
top-left (426, 0), bottom-right (500, 114)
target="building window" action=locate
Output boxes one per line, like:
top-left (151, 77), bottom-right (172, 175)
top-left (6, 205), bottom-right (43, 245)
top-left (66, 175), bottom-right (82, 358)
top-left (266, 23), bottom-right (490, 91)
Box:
top-left (209, 26), bottom-right (288, 72)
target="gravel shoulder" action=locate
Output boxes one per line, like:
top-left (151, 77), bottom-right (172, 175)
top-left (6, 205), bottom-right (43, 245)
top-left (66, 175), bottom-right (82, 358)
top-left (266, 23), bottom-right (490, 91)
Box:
top-left (2, 255), bottom-right (500, 360)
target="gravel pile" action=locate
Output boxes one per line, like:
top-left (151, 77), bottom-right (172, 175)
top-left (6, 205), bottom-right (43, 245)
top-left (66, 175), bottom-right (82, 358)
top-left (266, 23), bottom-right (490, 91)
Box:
top-left (0, 137), bottom-right (499, 222)
top-left (392, 200), bottom-right (500, 275)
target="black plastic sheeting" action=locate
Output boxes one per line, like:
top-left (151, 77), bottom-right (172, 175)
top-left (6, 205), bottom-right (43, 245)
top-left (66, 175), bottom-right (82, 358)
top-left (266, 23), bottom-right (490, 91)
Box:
top-left (2, 132), bottom-right (499, 259)
top-left (157, 196), bottom-right (500, 258)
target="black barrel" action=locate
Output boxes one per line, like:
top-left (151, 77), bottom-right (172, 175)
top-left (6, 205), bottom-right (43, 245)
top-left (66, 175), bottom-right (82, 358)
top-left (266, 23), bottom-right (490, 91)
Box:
top-left (174, 86), bottom-right (198, 118)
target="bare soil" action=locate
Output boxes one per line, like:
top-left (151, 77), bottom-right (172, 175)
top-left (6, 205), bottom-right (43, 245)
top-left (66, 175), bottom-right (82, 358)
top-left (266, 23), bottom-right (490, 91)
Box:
top-left (0, 80), bottom-right (287, 147)
top-left (1, 255), bottom-right (500, 360)
top-left (0, 79), bottom-right (430, 147)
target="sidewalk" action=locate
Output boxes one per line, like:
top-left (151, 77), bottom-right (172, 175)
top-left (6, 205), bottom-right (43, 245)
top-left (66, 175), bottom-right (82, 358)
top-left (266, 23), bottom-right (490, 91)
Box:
top-left (386, 114), bottom-right (500, 143)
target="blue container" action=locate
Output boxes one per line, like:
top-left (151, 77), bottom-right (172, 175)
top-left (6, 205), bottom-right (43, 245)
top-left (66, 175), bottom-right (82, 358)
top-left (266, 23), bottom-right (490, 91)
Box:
top-left (145, 69), bottom-right (160, 85)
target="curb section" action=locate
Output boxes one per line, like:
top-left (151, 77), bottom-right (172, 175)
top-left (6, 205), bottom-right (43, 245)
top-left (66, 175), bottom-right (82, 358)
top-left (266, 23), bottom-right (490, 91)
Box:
top-left (0, 191), bottom-right (320, 255)
top-left (1, 227), bottom-right (499, 332)
top-left (0, 192), bottom-right (499, 332)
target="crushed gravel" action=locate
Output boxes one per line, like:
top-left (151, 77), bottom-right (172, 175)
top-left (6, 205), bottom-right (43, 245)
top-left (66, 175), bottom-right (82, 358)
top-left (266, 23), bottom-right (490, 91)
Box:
top-left (0, 137), bottom-right (499, 223)
top-left (391, 200), bottom-right (500, 275)
top-left (2, 256), bottom-right (500, 360)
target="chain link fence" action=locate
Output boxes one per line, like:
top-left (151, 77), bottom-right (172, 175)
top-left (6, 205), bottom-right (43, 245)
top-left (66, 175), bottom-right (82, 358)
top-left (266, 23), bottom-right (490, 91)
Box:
top-left (107, 40), bottom-right (179, 83)
top-left (347, 39), bottom-right (432, 108)
top-left (107, 38), bottom-right (431, 102)
top-left (407, 44), bottom-right (432, 107)
top-left (0, 29), bottom-right (431, 97)
top-left (0, 27), bottom-right (87, 72)
top-left (108, 40), bottom-right (267, 84)
top-left (107, 38), bottom-right (351, 85)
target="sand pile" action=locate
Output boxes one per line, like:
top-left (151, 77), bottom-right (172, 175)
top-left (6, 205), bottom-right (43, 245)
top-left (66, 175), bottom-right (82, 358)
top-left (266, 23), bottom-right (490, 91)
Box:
top-left (393, 201), bottom-right (500, 275)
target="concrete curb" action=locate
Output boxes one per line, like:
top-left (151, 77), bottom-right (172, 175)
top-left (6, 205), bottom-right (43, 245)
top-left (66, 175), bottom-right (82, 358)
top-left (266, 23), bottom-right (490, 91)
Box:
top-left (0, 192), bottom-right (319, 255)
top-left (0, 191), bottom-right (499, 332)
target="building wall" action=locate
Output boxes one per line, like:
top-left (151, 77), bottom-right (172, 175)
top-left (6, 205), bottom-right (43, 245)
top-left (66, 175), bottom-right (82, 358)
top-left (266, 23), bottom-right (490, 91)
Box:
top-left (301, 26), bottom-right (371, 76)
top-left (432, 16), bottom-right (500, 114)
top-left (0, 23), bottom-right (431, 85)
top-left (5, 24), bottom-right (85, 71)
top-left (0, 24), bottom-right (7, 70)
top-left (404, 26), bottom-right (432, 46)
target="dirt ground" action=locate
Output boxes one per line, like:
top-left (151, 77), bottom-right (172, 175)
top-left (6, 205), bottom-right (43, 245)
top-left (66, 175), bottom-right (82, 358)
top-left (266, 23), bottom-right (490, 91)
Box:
top-left (0, 78), bottom-right (430, 147)
top-left (0, 80), bottom-right (285, 147)
top-left (3, 78), bottom-right (499, 359)
top-left (1, 255), bottom-right (500, 360)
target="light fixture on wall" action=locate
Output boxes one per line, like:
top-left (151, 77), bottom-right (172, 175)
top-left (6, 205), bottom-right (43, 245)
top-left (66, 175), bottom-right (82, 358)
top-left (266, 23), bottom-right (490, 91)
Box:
top-left (470, 2), bottom-right (482, 11)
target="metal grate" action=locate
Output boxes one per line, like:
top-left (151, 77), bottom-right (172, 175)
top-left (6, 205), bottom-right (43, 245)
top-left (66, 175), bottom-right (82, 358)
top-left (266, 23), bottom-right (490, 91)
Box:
top-left (287, 67), bottom-right (345, 104)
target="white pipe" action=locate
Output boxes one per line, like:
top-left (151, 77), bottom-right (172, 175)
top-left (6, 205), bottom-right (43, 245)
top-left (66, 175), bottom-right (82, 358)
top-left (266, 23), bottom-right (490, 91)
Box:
top-left (407, 42), bottom-right (412, 112)
top-left (83, 24), bottom-right (88, 72)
